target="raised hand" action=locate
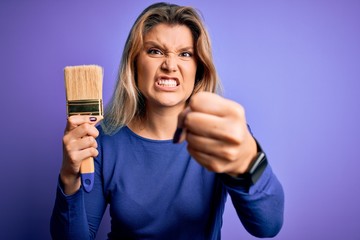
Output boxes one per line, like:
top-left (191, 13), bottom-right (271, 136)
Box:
top-left (175, 92), bottom-right (257, 177)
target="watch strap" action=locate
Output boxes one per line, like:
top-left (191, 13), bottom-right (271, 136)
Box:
top-left (220, 139), bottom-right (268, 187)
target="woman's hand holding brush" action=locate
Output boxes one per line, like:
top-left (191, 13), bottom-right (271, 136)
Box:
top-left (60, 115), bottom-right (100, 195)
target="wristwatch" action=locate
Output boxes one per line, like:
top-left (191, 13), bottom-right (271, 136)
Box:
top-left (240, 151), bottom-right (268, 185)
top-left (220, 140), bottom-right (268, 187)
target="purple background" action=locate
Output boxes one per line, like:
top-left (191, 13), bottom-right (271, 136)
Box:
top-left (1, 0), bottom-right (359, 239)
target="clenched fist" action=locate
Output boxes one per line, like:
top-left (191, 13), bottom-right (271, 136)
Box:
top-left (175, 92), bottom-right (257, 177)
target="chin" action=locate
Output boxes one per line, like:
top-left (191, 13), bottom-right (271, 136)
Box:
top-left (155, 98), bottom-right (186, 108)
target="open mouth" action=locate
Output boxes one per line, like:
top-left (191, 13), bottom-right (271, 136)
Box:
top-left (156, 76), bottom-right (179, 88)
top-left (157, 79), bottom-right (178, 87)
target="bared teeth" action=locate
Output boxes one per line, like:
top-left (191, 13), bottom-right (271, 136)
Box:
top-left (158, 79), bottom-right (177, 87)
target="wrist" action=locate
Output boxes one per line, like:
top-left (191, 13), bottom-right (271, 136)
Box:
top-left (227, 135), bottom-right (257, 177)
top-left (224, 138), bottom-right (268, 186)
top-left (60, 169), bottom-right (81, 195)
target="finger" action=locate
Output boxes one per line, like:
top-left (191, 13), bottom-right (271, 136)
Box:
top-left (187, 145), bottom-right (230, 173)
top-left (63, 124), bottom-right (99, 146)
top-left (79, 136), bottom-right (98, 150)
top-left (73, 123), bottom-right (99, 138)
top-left (63, 138), bottom-right (97, 164)
top-left (67, 147), bottom-right (99, 163)
top-left (184, 111), bottom-right (244, 143)
top-left (189, 92), bottom-right (242, 117)
top-left (66, 115), bottom-right (100, 131)
top-left (66, 136), bottom-right (98, 152)
top-left (186, 132), bottom-right (240, 162)
top-left (187, 142), bottom-right (250, 174)
top-left (63, 123), bottom-right (99, 151)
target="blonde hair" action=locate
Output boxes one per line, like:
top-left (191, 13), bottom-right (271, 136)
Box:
top-left (102, 2), bottom-right (221, 134)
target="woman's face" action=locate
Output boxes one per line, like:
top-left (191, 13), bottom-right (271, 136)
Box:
top-left (136, 23), bottom-right (197, 112)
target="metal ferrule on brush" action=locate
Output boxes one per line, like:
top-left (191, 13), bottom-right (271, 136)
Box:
top-left (66, 99), bottom-right (103, 116)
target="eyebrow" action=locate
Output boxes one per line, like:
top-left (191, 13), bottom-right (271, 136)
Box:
top-left (144, 41), bottom-right (194, 52)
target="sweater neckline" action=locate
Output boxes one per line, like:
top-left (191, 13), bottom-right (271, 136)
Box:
top-left (124, 126), bottom-right (175, 144)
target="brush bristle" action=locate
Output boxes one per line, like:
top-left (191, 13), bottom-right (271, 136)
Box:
top-left (64, 65), bottom-right (103, 101)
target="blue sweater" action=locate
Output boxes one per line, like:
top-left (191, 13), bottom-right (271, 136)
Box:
top-left (51, 126), bottom-right (284, 239)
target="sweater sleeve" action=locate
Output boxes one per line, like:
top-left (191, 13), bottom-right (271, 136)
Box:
top-left (219, 164), bottom-right (284, 238)
top-left (50, 155), bottom-right (107, 239)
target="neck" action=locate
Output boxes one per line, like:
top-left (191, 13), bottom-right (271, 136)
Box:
top-left (128, 105), bottom-right (184, 140)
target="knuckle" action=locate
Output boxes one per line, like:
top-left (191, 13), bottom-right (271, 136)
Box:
top-left (89, 137), bottom-right (98, 148)
top-left (222, 131), bottom-right (241, 144)
top-left (67, 152), bottom-right (78, 162)
top-left (82, 124), bottom-right (98, 137)
top-left (63, 139), bottom-right (74, 153)
top-left (63, 144), bottom-right (72, 154)
top-left (94, 149), bottom-right (99, 157)
top-left (188, 99), bottom-right (196, 110)
top-left (90, 148), bottom-right (99, 157)
top-left (81, 123), bottom-right (91, 132)
top-left (220, 148), bottom-right (238, 162)
top-left (93, 128), bottom-right (100, 138)
top-left (87, 136), bottom-right (94, 144)
top-left (62, 135), bottom-right (69, 145)
top-left (67, 116), bottom-right (76, 124)
top-left (232, 103), bottom-right (245, 119)
top-left (189, 92), bottom-right (205, 109)
top-left (208, 162), bottom-right (225, 173)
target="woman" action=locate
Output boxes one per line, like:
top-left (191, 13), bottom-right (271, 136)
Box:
top-left (51, 2), bottom-right (284, 239)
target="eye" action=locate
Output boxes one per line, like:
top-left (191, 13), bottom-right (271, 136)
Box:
top-left (147, 48), bottom-right (163, 56)
top-left (179, 51), bottom-right (193, 58)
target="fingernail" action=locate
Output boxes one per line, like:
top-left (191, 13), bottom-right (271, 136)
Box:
top-left (172, 127), bottom-right (183, 143)
top-left (89, 117), bottom-right (97, 122)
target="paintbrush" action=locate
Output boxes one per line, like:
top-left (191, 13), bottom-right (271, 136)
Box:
top-left (64, 65), bottom-right (103, 192)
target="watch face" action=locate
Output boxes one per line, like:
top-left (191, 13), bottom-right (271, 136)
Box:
top-left (249, 152), bottom-right (267, 185)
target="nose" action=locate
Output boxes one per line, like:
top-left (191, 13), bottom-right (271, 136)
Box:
top-left (161, 55), bottom-right (177, 72)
